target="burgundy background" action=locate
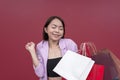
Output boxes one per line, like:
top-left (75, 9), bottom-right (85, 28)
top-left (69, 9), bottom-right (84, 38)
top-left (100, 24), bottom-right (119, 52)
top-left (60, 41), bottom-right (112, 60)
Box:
top-left (0, 0), bottom-right (120, 80)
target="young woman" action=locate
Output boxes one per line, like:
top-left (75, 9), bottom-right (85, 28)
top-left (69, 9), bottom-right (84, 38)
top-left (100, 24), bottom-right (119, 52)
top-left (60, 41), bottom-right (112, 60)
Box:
top-left (25, 16), bottom-right (78, 80)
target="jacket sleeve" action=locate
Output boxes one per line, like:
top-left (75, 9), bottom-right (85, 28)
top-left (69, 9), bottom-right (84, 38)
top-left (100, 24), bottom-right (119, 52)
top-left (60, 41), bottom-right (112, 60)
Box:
top-left (66, 39), bottom-right (78, 52)
top-left (33, 45), bottom-right (45, 78)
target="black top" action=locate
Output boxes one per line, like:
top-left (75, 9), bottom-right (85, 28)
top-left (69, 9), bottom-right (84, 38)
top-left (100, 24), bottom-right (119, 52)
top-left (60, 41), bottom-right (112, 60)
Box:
top-left (47, 57), bottom-right (62, 77)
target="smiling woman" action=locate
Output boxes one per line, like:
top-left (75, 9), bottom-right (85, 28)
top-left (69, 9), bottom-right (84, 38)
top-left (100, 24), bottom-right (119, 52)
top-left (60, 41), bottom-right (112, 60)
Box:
top-left (44, 18), bottom-right (64, 42)
top-left (25, 16), bottom-right (78, 80)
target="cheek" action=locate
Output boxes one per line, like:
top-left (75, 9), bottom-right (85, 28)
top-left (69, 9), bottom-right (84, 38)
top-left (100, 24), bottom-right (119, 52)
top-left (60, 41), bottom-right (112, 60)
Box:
top-left (45, 28), bottom-right (52, 34)
top-left (60, 31), bottom-right (64, 35)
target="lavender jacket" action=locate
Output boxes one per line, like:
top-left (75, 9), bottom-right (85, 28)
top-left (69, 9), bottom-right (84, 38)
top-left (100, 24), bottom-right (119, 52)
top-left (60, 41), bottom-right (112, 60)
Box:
top-left (33, 38), bottom-right (78, 80)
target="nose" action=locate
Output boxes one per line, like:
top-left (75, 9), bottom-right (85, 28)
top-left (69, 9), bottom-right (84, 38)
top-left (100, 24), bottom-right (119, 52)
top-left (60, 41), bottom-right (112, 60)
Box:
top-left (55, 27), bottom-right (59, 32)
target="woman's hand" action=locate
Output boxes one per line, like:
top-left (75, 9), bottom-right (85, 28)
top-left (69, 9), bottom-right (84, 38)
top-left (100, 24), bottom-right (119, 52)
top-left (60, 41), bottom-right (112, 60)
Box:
top-left (25, 42), bottom-right (35, 53)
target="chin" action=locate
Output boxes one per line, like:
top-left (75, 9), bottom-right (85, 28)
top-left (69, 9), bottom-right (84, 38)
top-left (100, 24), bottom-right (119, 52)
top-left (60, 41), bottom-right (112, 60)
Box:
top-left (52, 37), bottom-right (62, 41)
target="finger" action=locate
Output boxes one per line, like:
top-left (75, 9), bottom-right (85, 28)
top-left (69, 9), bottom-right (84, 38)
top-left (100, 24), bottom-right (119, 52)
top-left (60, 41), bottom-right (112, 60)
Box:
top-left (30, 42), bottom-right (34, 45)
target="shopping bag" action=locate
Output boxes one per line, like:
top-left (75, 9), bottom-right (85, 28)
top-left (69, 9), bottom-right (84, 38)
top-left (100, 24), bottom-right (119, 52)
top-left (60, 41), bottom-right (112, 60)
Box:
top-left (92, 51), bottom-right (119, 80)
top-left (109, 51), bottom-right (120, 78)
top-left (79, 42), bottom-right (104, 80)
top-left (87, 64), bottom-right (104, 80)
top-left (95, 49), bottom-right (120, 79)
top-left (53, 50), bottom-right (95, 80)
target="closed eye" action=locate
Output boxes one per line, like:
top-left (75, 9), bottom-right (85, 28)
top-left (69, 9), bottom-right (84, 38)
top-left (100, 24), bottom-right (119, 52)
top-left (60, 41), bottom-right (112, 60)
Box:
top-left (59, 28), bottom-right (63, 30)
top-left (59, 26), bottom-right (64, 30)
top-left (51, 24), bottom-right (57, 29)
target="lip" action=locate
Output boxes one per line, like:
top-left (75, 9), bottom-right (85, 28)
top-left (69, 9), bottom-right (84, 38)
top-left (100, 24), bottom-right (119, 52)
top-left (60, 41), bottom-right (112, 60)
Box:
top-left (52, 33), bottom-right (60, 36)
top-left (52, 34), bottom-right (61, 37)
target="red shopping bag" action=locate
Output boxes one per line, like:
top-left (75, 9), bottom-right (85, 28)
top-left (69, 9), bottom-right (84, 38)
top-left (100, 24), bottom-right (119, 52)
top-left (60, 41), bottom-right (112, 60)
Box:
top-left (87, 64), bottom-right (104, 80)
top-left (79, 42), bottom-right (104, 80)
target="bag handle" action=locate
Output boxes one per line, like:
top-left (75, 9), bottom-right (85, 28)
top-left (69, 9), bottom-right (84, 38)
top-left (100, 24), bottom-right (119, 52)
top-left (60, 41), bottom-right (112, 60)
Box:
top-left (79, 42), bottom-right (97, 57)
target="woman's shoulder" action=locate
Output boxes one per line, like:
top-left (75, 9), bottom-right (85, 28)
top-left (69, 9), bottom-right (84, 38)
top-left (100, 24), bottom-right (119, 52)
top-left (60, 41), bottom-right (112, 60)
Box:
top-left (61, 38), bottom-right (78, 52)
top-left (60, 38), bottom-right (76, 43)
top-left (36, 40), bottom-right (48, 48)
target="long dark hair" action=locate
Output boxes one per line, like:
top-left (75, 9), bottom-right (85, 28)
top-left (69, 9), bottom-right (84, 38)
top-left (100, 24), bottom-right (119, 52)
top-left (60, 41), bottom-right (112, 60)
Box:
top-left (43, 16), bottom-right (65, 40)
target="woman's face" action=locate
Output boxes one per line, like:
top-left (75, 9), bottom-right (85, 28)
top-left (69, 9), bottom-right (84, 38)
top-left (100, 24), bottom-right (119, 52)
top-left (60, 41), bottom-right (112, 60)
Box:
top-left (44, 18), bottom-right (64, 41)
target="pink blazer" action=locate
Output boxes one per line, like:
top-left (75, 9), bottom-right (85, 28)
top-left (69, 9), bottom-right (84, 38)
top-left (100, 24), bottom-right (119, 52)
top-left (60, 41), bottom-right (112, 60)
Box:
top-left (33, 38), bottom-right (78, 80)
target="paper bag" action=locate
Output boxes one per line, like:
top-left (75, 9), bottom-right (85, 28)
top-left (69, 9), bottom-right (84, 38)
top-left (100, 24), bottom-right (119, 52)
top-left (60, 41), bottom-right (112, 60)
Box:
top-left (53, 50), bottom-right (95, 80)
top-left (87, 64), bottom-right (104, 80)
top-left (92, 52), bottom-right (118, 80)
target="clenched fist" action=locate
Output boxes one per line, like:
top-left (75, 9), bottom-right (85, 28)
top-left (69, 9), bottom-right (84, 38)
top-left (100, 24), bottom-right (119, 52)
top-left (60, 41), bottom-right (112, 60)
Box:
top-left (25, 42), bottom-right (35, 53)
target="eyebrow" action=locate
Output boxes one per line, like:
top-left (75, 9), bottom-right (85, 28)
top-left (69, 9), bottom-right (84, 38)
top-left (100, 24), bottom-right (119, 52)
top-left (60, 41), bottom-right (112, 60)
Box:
top-left (52, 24), bottom-right (63, 27)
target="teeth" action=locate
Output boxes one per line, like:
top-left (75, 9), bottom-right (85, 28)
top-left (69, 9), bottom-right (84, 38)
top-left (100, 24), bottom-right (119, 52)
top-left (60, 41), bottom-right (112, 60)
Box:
top-left (53, 34), bottom-right (59, 36)
top-left (54, 34), bottom-right (60, 37)
top-left (52, 33), bottom-right (61, 37)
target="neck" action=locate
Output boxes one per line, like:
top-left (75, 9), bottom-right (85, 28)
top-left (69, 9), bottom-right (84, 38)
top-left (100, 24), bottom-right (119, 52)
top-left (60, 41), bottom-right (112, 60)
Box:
top-left (48, 40), bottom-right (59, 48)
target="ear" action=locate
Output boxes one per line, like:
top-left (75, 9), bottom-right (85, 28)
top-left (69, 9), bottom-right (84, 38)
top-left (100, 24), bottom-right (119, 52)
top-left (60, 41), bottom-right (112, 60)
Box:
top-left (44, 28), bottom-right (48, 33)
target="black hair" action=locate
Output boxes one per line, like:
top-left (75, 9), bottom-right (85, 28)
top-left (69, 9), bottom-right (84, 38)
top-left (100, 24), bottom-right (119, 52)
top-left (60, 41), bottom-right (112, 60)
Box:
top-left (43, 16), bottom-right (65, 40)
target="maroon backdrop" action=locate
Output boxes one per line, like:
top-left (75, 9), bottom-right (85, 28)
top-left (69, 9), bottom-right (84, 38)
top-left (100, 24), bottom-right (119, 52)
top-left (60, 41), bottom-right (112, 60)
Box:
top-left (0, 0), bottom-right (120, 80)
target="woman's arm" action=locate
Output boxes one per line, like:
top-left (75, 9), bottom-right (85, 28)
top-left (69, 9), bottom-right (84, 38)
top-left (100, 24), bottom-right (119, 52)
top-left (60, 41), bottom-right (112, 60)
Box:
top-left (25, 42), bottom-right (39, 67)
top-left (25, 42), bottom-right (45, 77)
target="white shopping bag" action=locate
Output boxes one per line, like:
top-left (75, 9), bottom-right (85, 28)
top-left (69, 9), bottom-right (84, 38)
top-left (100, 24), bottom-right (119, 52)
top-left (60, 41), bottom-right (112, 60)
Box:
top-left (53, 50), bottom-right (95, 80)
